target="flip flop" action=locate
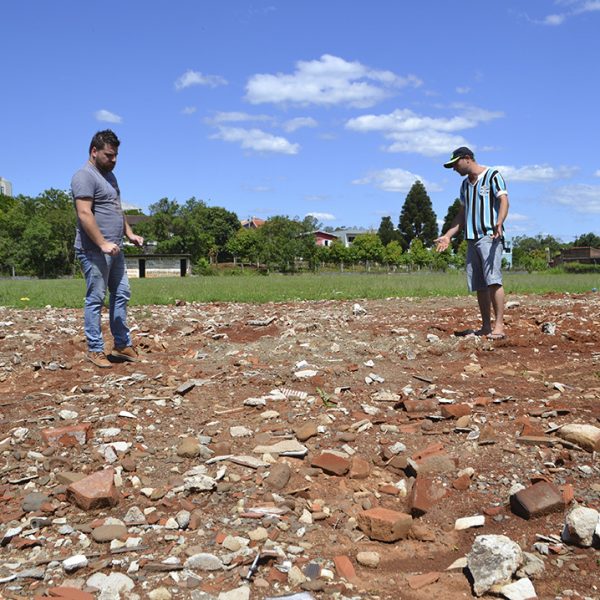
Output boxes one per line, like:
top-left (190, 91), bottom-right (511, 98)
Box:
top-left (487, 333), bottom-right (506, 340)
top-left (454, 329), bottom-right (486, 337)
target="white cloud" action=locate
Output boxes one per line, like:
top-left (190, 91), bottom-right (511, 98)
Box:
top-left (346, 106), bottom-right (502, 156)
top-left (497, 164), bottom-right (578, 182)
top-left (211, 126), bottom-right (299, 155)
top-left (542, 13), bottom-right (567, 24)
top-left (175, 69), bottom-right (227, 91)
top-left (95, 109), bottom-right (122, 123)
top-left (181, 106), bottom-right (197, 115)
top-left (207, 111), bottom-right (273, 124)
top-left (352, 168), bottom-right (441, 193)
top-left (594, 169), bottom-right (600, 177)
top-left (306, 212), bottom-right (336, 221)
top-left (456, 86), bottom-right (471, 94)
top-left (245, 54), bottom-right (421, 108)
top-left (535, 0), bottom-right (600, 25)
top-left (282, 117), bottom-right (318, 132)
top-left (507, 212), bottom-right (530, 222)
top-left (553, 184), bottom-right (600, 213)
top-left (305, 194), bottom-right (330, 202)
top-left (242, 184), bottom-right (273, 193)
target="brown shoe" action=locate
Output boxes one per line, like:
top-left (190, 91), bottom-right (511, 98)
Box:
top-left (86, 351), bottom-right (112, 368)
top-left (111, 345), bottom-right (139, 362)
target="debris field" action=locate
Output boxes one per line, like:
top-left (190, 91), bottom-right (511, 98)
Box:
top-left (0, 292), bottom-right (599, 600)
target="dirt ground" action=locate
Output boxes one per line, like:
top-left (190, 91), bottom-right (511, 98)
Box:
top-left (0, 292), bottom-right (599, 599)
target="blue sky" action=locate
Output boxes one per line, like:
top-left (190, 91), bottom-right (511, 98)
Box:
top-left (2, 0), bottom-right (600, 242)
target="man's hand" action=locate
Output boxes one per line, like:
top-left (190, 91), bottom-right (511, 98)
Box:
top-left (434, 235), bottom-right (451, 253)
top-left (128, 234), bottom-right (144, 247)
top-left (491, 224), bottom-right (503, 239)
top-left (100, 242), bottom-right (120, 256)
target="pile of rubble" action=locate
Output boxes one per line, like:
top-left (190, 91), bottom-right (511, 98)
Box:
top-left (0, 293), bottom-right (599, 599)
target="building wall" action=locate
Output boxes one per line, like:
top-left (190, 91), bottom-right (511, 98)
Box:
top-left (125, 255), bottom-right (190, 278)
top-left (0, 177), bottom-right (13, 197)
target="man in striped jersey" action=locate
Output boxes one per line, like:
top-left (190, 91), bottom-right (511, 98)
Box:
top-left (435, 147), bottom-right (509, 339)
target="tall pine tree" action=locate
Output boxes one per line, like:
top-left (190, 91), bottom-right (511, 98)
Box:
top-left (397, 180), bottom-right (438, 251)
top-left (441, 198), bottom-right (462, 253)
top-left (377, 216), bottom-right (397, 246)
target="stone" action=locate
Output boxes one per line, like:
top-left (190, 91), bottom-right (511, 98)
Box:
top-left (406, 572), bottom-right (440, 589)
top-left (123, 506), bottom-right (146, 525)
top-left (295, 421), bottom-right (319, 441)
top-left (357, 507), bottom-right (412, 542)
top-left (265, 462), bottom-right (291, 490)
top-left (148, 589), bottom-right (172, 600)
top-left (184, 474), bottom-right (217, 492)
top-left (311, 451), bottom-right (351, 476)
top-left (408, 477), bottom-right (447, 516)
top-left (62, 554), bottom-right (88, 572)
top-left (455, 515), bottom-right (485, 530)
top-left (509, 481), bottom-right (564, 520)
top-left (253, 439), bottom-right (308, 456)
top-left (218, 587), bottom-right (250, 600)
top-left (185, 553), bottom-right (224, 571)
top-left (500, 577), bottom-right (537, 600)
top-left (467, 535), bottom-right (523, 597)
top-left (356, 551), bottom-right (380, 568)
top-left (562, 506), bottom-right (600, 547)
top-left (230, 426), bottom-right (253, 438)
top-left (66, 468), bottom-right (119, 510)
top-left (177, 437), bottom-right (202, 458)
top-left (86, 572), bottom-right (135, 595)
top-left (41, 423), bottom-right (91, 447)
top-left (516, 552), bottom-right (545, 580)
top-left (22, 492), bottom-right (50, 513)
top-left (92, 524), bottom-right (128, 543)
top-left (557, 423), bottom-right (600, 452)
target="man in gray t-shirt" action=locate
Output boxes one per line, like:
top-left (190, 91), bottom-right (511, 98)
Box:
top-left (71, 129), bottom-right (144, 368)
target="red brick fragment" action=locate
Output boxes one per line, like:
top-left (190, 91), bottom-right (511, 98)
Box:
top-left (66, 469), bottom-right (119, 511)
top-left (440, 404), bottom-right (471, 419)
top-left (333, 555), bottom-right (359, 583)
top-left (406, 571), bottom-right (440, 589)
top-left (47, 587), bottom-right (95, 600)
top-left (311, 452), bottom-right (350, 476)
top-left (408, 477), bottom-right (447, 516)
top-left (349, 456), bottom-right (371, 479)
top-left (452, 474), bottom-right (471, 491)
top-left (510, 480), bottom-right (564, 520)
top-left (41, 424), bottom-right (91, 447)
top-left (357, 507), bottom-right (412, 542)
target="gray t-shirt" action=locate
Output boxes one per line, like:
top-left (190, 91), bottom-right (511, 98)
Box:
top-left (72, 162), bottom-right (125, 250)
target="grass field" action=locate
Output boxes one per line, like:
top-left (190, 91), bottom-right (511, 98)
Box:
top-left (0, 271), bottom-right (599, 308)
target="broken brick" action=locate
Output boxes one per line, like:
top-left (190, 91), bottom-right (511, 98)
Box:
top-left (510, 480), bottom-right (564, 520)
top-left (311, 452), bottom-right (350, 476)
top-left (41, 424), bottom-right (91, 447)
top-left (357, 507), bottom-right (412, 542)
top-left (66, 469), bottom-right (119, 511)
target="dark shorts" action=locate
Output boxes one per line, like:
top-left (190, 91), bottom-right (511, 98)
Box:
top-left (466, 236), bottom-right (503, 292)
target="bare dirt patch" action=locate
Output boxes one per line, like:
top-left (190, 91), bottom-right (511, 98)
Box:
top-left (0, 293), bottom-right (599, 599)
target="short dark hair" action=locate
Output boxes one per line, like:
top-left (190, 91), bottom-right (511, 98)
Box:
top-left (89, 130), bottom-right (120, 154)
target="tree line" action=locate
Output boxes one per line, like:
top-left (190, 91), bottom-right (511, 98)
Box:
top-left (1, 183), bottom-right (599, 278)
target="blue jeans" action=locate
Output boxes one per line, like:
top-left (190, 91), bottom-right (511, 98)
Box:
top-left (76, 249), bottom-right (132, 352)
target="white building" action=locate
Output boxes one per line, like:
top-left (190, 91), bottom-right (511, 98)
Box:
top-left (0, 177), bottom-right (12, 197)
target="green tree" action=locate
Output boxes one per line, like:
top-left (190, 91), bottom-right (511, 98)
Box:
top-left (328, 239), bottom-right (351, 271)
top-left (573, 232), bottom-right (600, 248)
top-left (377, 216), bottom-right (397, 246)
top-left (398, 180), bottom-right (439, 251)
top-left (226, 227), bottom-right (262, 266)
top-left (441, 198), bottom-right (462, 253)
top-left (257, 215), bottom-right (315, 272)
top-left (512, 235), bottom-right (562, 270)
top-left (351, 233), bottom-right (384, 270)
top-left (405, 238), bottom-right (433, 270)
top-left (383, 240), bottom-right (403, 268)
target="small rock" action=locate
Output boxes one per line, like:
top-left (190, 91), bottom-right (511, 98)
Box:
top-left (356, 551), bottom-right (380, 568)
